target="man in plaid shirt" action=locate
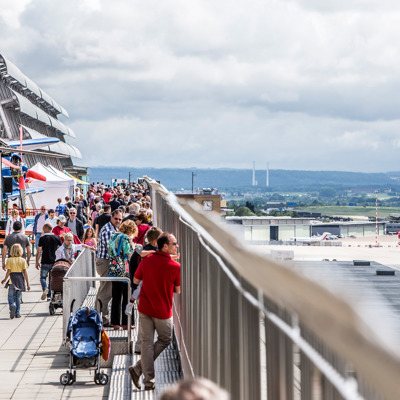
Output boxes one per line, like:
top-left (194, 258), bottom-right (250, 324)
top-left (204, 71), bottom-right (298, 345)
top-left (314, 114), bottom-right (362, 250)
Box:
top-left (95, 209), bottom-right (123, 325)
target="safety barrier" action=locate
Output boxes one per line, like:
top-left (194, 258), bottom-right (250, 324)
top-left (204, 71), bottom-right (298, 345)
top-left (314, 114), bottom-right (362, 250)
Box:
top-left (145, 177), bottom-right (400, 400)
top-left (62, 248), bottom-right (96, 342)
top-left (62, 249), bottom-right (133, 352)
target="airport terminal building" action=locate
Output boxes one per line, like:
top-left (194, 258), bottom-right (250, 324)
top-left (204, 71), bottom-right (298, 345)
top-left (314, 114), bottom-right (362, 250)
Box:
top-left (0, 53), bottom-right (87, 180)
top-left (226, 216), bottom-right (386, 243)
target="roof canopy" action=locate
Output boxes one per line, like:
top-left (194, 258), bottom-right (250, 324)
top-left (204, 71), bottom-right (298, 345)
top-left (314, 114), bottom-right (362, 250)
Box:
top-left (23, 125), bottom-right (81, 159)
top-left (0, 54), bottom-right (69, 117)
top-left (12, 90), bottom-right (75, 138)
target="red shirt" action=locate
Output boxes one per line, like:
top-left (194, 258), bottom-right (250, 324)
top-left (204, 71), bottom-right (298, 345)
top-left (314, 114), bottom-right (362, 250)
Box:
top-left (102, 191), bottom-right (113, 204)
top-left (135, 251), bottom-right (180, 319)
top-left (52, 226), bottom-right (81, 244)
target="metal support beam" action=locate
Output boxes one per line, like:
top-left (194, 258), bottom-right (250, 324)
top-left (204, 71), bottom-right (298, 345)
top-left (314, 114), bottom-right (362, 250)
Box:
top-left (0, 105), bottom-right (13, 139)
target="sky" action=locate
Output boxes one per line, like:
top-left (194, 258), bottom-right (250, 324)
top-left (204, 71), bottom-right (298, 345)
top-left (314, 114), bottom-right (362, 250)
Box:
top-left (0, 0), bottom-right (400, 172)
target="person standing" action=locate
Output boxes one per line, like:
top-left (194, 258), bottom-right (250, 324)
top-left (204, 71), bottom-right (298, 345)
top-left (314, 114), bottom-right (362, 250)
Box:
top-left (33, 206), bottom-right (48, 249)
top-left (52, 216), bottom-right (72, 242)
top-left (95, 209), bottom-right (123, 326)
top-left (134, 213), bottom-right (150, 246)
top-left (83, 227), bottom-right (97, 248)
top-left (55, 232), bottom-right (95, 262)
top-left (45, 209), bottom-right (57, 228)
top-left (65, 207), bottom-right (84, 242)
top-left (55, 198), bottom-right (67, 217)
top-left (5, 209), bottom-right (25, 236)
top-left (122, 203), bottom-right (140, 223)
top-left (2, 221), bottom-right (31, 271)
top-left (108, 220), bottom-right (137, 330)
top-left (1, 244), bottom-right (30, 319)
top-left (109, 194), bottom-right (120, 212)
top-left (128, 233), bottom-right (181, 391)
top-left (94, 204), bottom-right (111, 238)
top-left (102, 187), bottom-right (113, 204)
top-left (35, 223), bottom-right (62, 301)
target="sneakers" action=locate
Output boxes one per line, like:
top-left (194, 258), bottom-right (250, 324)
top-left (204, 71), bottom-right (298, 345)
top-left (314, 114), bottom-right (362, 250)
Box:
top-left (10, 305), bottom-right (16, 319)
top-left (145, 384), bottom-right (155, 391)
top-left (16, 314), bottom-right (21, 318)
top-left (128, 366), bottom-right (141, 390)
top-left (41, 289), bottom-right (48, 300)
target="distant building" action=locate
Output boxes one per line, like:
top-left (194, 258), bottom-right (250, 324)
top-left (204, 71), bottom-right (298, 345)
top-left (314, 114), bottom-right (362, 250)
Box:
top-left (176, 188), bottom-right (221, 214)
top-left (226, 216), bottom-right (386, 243)
top-left (0, 53), bottom-right (87, 180)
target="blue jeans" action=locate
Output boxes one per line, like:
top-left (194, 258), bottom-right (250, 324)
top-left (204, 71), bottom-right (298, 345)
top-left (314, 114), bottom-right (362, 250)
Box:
top-left (35, 233), bottom-right (42, 249)
top-left (40, 263), bottom-right (54, 295)
top-left (8, 284), bottom-right (22, 315)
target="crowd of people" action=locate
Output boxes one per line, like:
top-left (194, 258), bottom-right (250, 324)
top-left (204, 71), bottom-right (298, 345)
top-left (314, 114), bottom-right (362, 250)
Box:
top-left (1, 180), bottom-right (230, 398)
top-left (1, 180), bottom-right (186, 393)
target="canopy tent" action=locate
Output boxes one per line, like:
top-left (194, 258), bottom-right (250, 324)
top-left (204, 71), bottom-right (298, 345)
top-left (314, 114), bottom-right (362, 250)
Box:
top-left (63, 170), bottom-right (89, 185)
top-left (47, 165), bottom-right (73, 181)
top-left (26, 162), bottom-right (74, 210)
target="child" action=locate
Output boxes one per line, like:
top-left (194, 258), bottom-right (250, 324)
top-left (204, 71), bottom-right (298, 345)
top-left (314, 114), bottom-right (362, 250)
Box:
top-left (1, 243), bottom-right (30, 319)
top-left (83, 227), bottom-right (97, 249)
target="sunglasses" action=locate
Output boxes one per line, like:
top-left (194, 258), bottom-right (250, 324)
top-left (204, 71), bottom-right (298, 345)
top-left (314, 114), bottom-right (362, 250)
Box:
top-left (113, 217), bottom-right (122, 221)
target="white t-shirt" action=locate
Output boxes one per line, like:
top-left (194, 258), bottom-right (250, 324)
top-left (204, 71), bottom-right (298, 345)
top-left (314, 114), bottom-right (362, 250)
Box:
top-left (5, 216), bottom-right (24, 235)
top-left (36, 214), bottom-right (47, 233)
top-left (45, 217), bottom-right (57, 228)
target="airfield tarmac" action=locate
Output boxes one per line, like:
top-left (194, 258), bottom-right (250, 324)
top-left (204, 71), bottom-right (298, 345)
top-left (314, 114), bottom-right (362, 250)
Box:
top-left (254, 235), bottom-right (400, 268)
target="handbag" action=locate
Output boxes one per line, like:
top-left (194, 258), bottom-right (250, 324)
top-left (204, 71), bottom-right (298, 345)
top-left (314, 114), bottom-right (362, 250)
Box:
top-left (109, 234), bottom-right (128, 278)
top-left (100, 329), bottom-right (111, 361)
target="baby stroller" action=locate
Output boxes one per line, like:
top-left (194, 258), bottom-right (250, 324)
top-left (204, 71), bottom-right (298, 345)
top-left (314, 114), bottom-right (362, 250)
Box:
top-left (60, 302), bottom-right (109, 386)
top-left (49, 259), bottom-right (71, 315)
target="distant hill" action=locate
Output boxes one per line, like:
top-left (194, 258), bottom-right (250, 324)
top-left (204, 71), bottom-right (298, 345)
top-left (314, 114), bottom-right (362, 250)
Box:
top-left (88, 167), bottom-right (400, 191)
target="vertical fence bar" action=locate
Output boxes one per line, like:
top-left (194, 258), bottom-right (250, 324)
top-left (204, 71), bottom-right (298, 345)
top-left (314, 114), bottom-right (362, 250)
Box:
top-left (146, 178), bottom-right (400, 400)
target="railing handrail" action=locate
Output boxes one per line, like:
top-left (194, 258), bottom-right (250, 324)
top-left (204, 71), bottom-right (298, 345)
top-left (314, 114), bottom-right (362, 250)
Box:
top-left (145, 176), bottom-right (400, 400)
top-left (62, 249), bottom-right (132, 353)
top-left (64, 276), bottom-right (132, 352)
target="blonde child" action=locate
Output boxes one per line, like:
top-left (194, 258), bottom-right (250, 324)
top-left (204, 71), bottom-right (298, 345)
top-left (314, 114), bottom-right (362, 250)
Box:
top-left (1, 243), bottom-right (30, 319)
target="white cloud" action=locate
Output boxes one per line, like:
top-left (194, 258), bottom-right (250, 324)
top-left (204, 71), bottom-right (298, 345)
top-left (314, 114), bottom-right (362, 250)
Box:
top-left (0, 0), bottom-right (32, 28)
top-left (1, 0), bottom-right (400, 172)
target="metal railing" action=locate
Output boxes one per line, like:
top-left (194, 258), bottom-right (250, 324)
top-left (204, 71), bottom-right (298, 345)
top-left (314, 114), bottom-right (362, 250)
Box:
top-left (62, 248), bottom-right (96, 342)
top-left (64, 276), bottom-right (132, 352)
top-left (62, 249), bottom-right (132, 352)
top-left (145, 177), bottom-right (400, 400)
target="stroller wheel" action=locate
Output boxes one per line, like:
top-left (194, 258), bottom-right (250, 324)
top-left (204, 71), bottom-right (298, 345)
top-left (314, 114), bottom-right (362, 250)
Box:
top-left (49, 304), bottom-right (55, 315)
top-left (94, 372), bottom-right (109, 385)
top-left (60, 372), bottom-right (72, 386)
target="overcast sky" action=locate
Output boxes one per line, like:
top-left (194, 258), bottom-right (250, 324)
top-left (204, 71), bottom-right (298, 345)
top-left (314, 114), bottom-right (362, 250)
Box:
top-left (1, 0), bottom-right (400, 172)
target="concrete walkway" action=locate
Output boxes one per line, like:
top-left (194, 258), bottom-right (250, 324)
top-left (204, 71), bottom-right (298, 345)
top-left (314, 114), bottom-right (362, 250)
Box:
top-left (0, 261), bottom-right (110, 399)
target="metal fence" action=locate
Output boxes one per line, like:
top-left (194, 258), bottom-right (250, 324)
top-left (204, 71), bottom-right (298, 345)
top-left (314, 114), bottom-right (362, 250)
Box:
top-left (62, 249), bottom-right (132, 351)
top-left (146, 177), bottom-right (400, 400)
top-left (62, 248), bottom-right (96, 342)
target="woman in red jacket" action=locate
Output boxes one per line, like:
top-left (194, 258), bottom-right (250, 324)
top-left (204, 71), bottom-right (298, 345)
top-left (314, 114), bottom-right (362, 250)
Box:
top-left (134, 213), bottom-right (150, 246)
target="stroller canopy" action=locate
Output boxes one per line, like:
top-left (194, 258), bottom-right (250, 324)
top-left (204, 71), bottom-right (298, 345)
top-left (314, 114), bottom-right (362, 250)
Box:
top-left (67, 307), bottom-right (102, 359)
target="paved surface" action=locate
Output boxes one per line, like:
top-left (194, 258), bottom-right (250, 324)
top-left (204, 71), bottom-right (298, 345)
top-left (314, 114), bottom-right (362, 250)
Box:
top-left (256, 234), bottom-right (400, 267)
top-left (0, 260), bottom-right (110, 399)
top-left (0, 259), bottom-right (181, 400)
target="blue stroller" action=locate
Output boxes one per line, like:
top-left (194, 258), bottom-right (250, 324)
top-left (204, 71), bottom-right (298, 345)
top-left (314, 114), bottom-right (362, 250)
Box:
top-left (60, 303), bottom-right (109, 385)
